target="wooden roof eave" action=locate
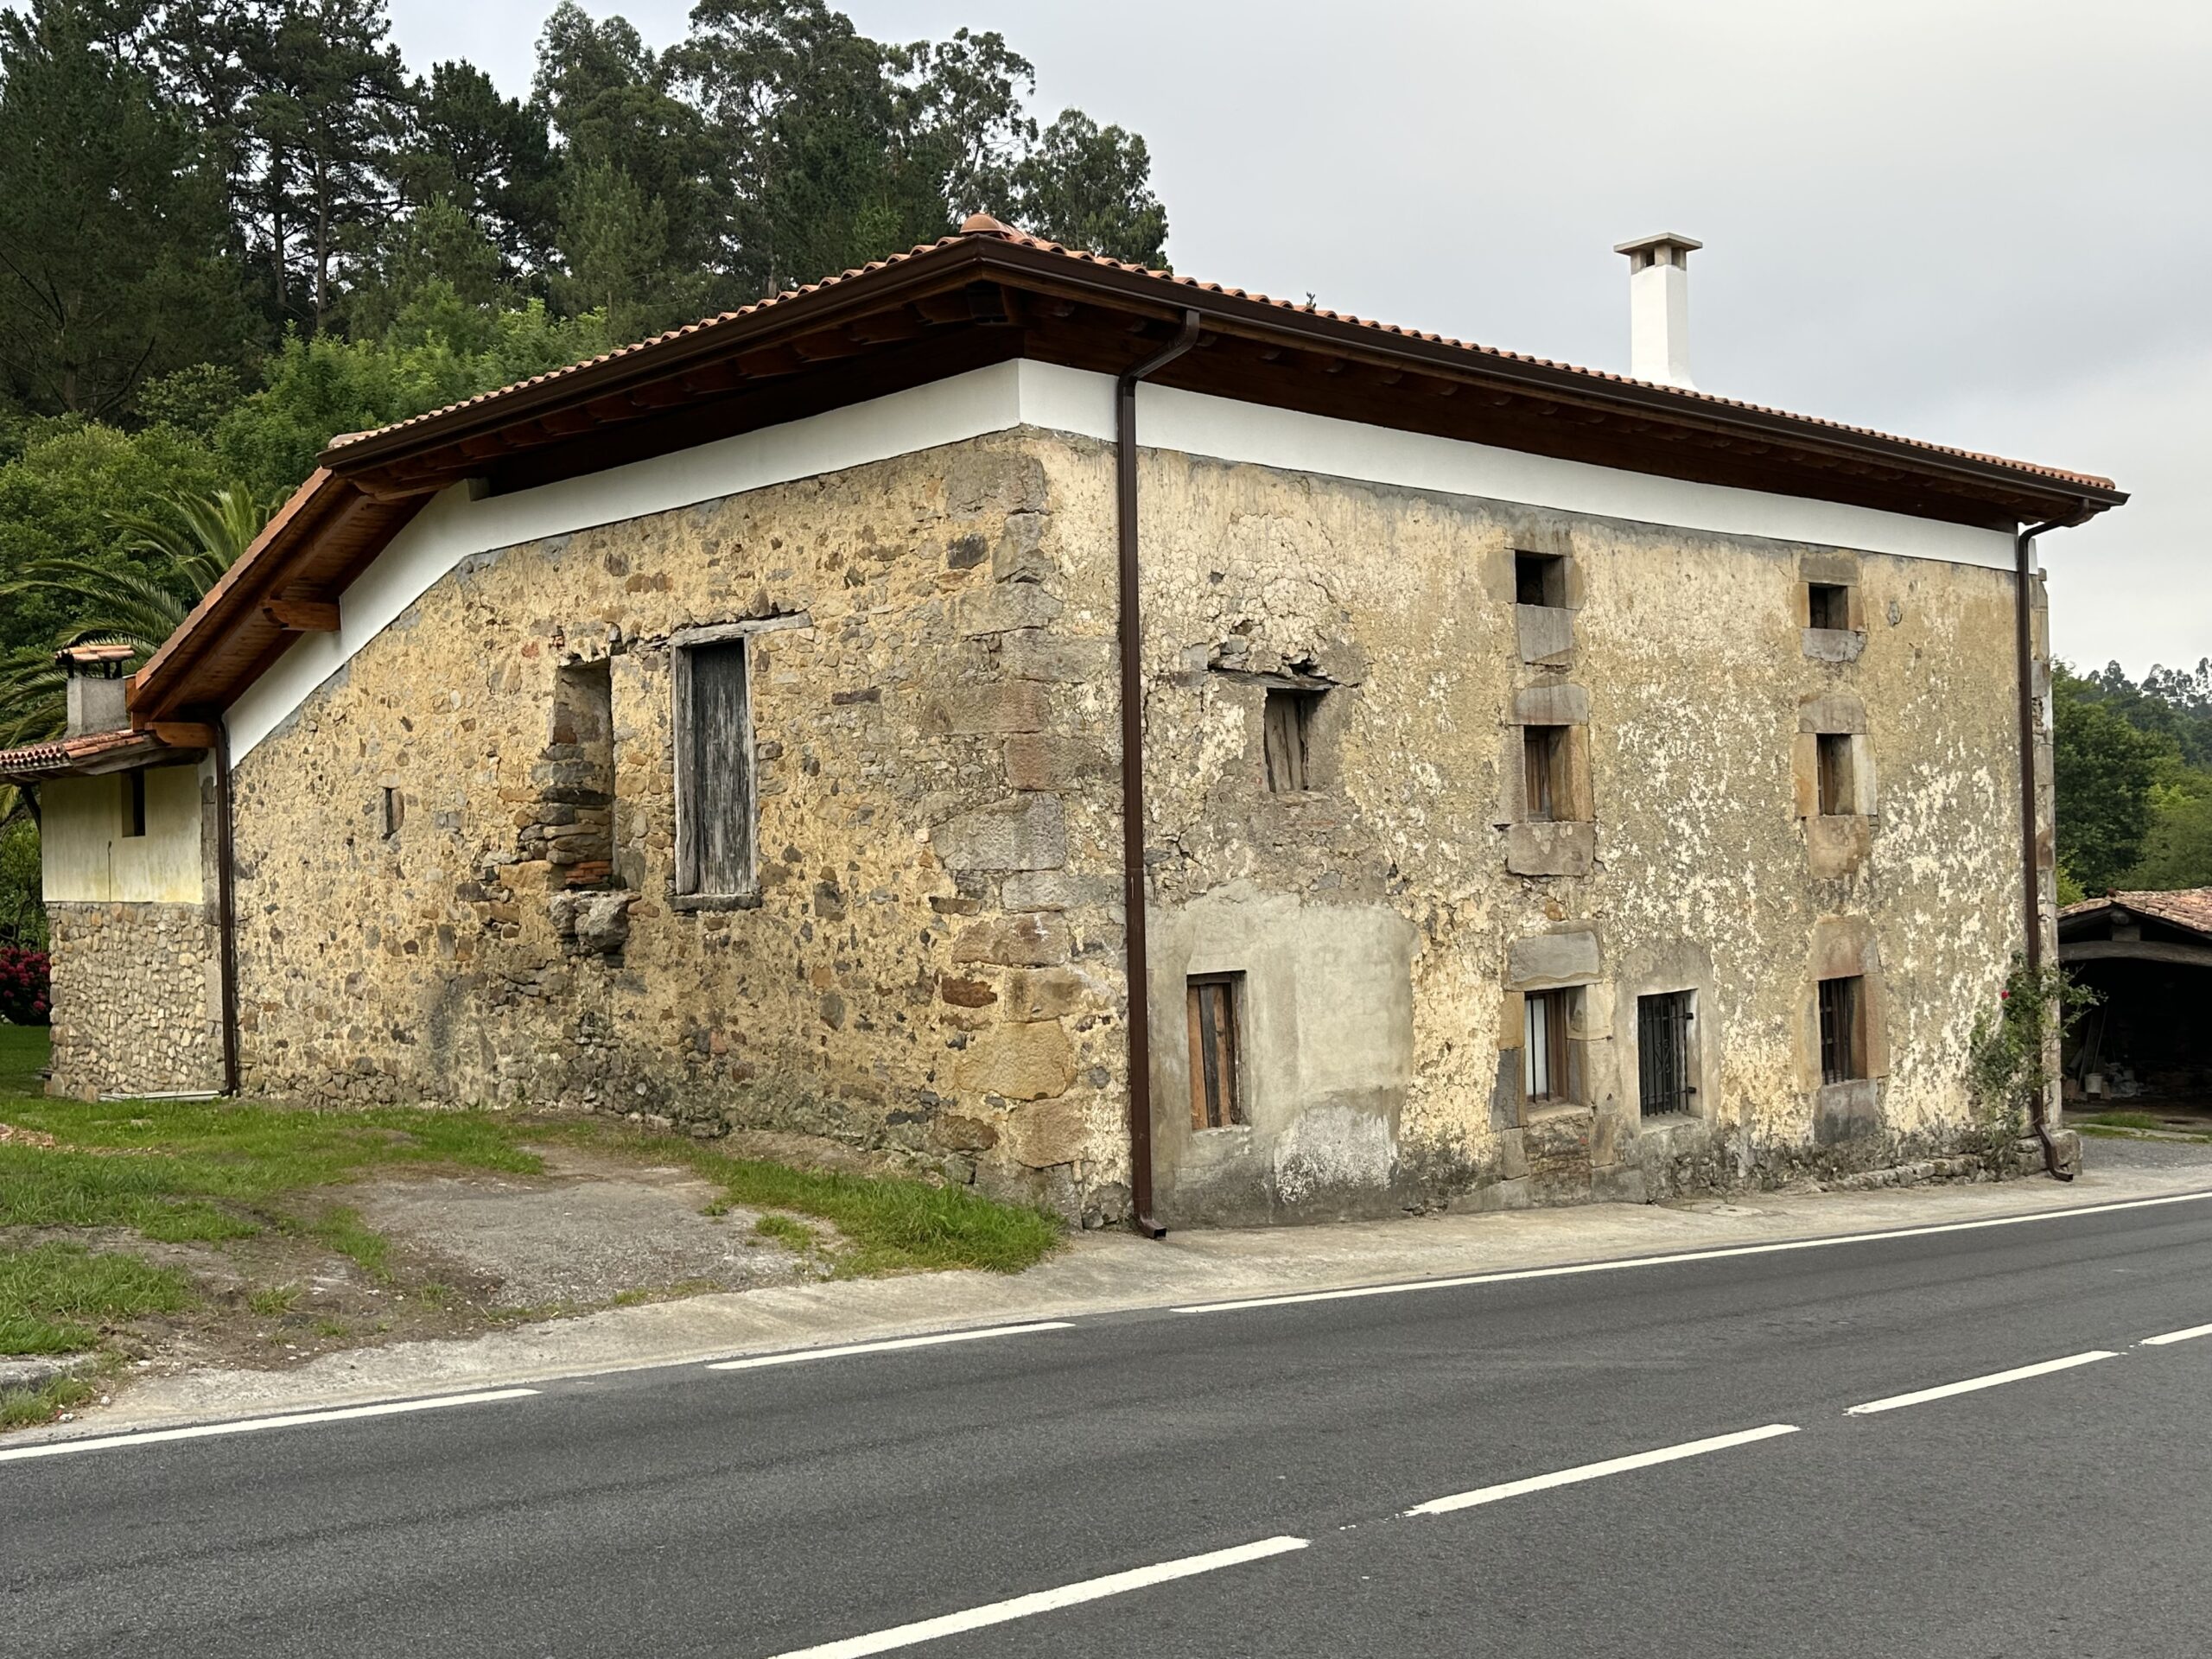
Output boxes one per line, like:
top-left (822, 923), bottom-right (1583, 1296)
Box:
top-left (961, 245), bottom-right (2127, 525)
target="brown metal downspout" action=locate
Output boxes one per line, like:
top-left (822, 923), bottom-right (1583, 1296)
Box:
top-left (213, 721), bottom-right (241, 1096)
top-left (2014, 518), bottom-right (2072, 1179)
top-left (1117, 308), bottom-right (1202, 1237)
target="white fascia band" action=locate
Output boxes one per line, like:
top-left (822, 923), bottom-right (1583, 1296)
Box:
top-left (224, 358), bottom-right (2013, 761)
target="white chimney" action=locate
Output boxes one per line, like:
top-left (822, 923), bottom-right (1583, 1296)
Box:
top-left (1613, 232), bottom-right (1702, 389)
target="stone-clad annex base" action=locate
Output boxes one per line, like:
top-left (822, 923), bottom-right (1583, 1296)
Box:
top-left (209, 416), bottom-right (2042, 1228)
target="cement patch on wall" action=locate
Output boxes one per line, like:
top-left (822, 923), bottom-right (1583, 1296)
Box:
top-left (1147, 882), bottom-right (1419, 1224)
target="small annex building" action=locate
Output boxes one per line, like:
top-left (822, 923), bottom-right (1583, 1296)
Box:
top-left (3, 219), bottom-right (2124, 1228)
top-left (2059, 889), bottom-right (2212, 1112)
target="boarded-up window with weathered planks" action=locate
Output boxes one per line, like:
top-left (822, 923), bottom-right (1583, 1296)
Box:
top-left (1186, 974), bottom-right (1245, 1129)
top-left (1262, 688), bottom-right (1319, 792)
top-left (675, 638), bottom-right (753, 897)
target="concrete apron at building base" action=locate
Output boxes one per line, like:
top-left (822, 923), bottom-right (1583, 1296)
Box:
top-left (23, 1152), bottom-right (2183, 1447)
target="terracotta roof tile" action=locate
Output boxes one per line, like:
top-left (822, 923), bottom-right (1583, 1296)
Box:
top-left (326, 222), bottom-right (2117, 493)
top-left (2063, 888), bottom-right (2212, 937)
top-left (0, 728), bottom-right (169, 779)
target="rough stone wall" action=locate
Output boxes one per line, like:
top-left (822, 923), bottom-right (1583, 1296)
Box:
top-left (229, 433), bottom-right (1135, 1224)
top-left (44, 900), bottom-right (223, 1097)
top-left (1126, 442), bottom-right (2037, 1223)
top-left (220, 414), bottom-right (2043, 1230)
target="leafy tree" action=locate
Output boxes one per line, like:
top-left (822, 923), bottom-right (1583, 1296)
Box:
top-left (0, 483), bottom-right (273, 825)
top-left (0, 422), bottom-right (227, 654)
top-left (213, 301), bottom-right (611, 498)
top-left (0, 0), bottom-right (251, 418)
top-left (2126, 779), bottom-right (2212, 891)
top-left (1010, 110), bottom-right (1169, 266)
top-left (2052, 664), bottom-right (2178, 895)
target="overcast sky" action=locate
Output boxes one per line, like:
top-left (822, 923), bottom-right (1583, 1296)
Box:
top-left (389, 0), bottom-right (2209, 677)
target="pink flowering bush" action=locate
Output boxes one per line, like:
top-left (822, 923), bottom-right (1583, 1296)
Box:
top-left (0, 946), bottom-right (50, 1026)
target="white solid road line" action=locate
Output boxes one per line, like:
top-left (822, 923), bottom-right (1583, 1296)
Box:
top-left (0, 1388), bottom-right (540, 1465)
top-left (2141, 1321), bottom-right (2212, 1346)
top-left (1171, 1189), bottom-right (2212, 1315)
top-left (760, 1535), bottom-right (1311, 1658)
top-left (1845, 1351), bottom-right (2118, 1415)
top-left (1403, 1424), bottom-right (1800, 1519)
top-left (706, 1322), bottom-right (1075, 1370)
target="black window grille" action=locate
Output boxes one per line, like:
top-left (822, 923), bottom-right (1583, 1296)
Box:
top-left (1819, 976), bottom-right (1863, 1084)
top-left (1637, 990), bottom-right (1694, 1116)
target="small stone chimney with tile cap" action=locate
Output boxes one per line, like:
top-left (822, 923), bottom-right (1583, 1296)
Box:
top-left (57, 643), bottom-right (134, 738)
top-left (1614, 232), bottom-right (1702, 390)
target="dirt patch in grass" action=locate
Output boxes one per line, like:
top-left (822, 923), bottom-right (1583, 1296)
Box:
top-left (347, 1147), bottom-right (820, 1307)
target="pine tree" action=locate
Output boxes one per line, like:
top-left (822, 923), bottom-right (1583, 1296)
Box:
top-left (0, 0), bottom-right (251, 418)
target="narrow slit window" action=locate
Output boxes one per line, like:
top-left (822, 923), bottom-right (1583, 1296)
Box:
top-left (1522, 725), bottom-right (1567, 823)
top-left (1637, 990), bottom-right (1695, 1117)
top-left (676, 637), bottom-right (754, 898)
top-left (1262, 687), bottom-right (1319, 793)
top-left (1523, 988), bottom-right (1574, 1104)
top-left (1815, 732), bottom-right (1854, 817)
top-left (123, 771), bottom-right (146, 839)
top-left (1516, 551), bottom-right (1567, 607)
top-left (1819, 975), bottom-right (1864, 1084)
top-left (380, 785), bottom-right (402, 839)
top-left (1186, 975), bottom-right (1245, 1130)
top-left (1808, 582), bottom-right (1852, 631)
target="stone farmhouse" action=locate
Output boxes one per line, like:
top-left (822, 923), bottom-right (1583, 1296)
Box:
top-left (3, 220), bottom-right (2125, 1229)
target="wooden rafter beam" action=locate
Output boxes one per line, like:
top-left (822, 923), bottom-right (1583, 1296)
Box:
top-left (261, 598), bottom-right (340, 632)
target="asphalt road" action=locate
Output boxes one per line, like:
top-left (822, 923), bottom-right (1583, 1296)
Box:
top-left (10, 1191), bottom-right (2212, 1658)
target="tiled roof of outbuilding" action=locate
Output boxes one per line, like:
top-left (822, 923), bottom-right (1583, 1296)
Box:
top-left (2062, 888), bottom-right (2212, 938)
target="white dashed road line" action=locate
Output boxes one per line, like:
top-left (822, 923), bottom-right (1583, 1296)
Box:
top-left (1845, 1351), bottom-right (2118, 1416)
top-left (1403, 1424), bottom-right (1801, 1518)
top-left (707, 1322), bottom-right (1075, 1371)
top-left (0, 1388), bottom-right (541, 1464)
top-left (2141, 1321), bottom-right (2212, 1347)
top-left (760, 1535), bottom-right (1311, 1658)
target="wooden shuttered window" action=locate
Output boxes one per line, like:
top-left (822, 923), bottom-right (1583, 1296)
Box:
top-left (1815, 732), bottom-right (1854, 817)
top-left (1522, 725), bottom-right (1567, 823)
top-left (1186, 975), bottom-right (1245, 1129)
top-left (675, 638), bottom-right (754, 897)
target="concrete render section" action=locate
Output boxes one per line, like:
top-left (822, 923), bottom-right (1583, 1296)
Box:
top-left (40, 1162), bottom-right (2212, 1443)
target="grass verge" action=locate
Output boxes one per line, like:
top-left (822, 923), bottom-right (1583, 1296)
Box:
top-left (0, 1373), bottom-right (98, 1433)
top-left (0, 1243), bottom-right (192, 1355)
top-left (700, 1152), bottom-right (1059, 1275)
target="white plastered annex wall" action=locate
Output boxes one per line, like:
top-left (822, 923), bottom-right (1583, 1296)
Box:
top-left (40, 763), bottom-right (206, 904)
top-left (225, 359), bottom-right (2016, 758)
